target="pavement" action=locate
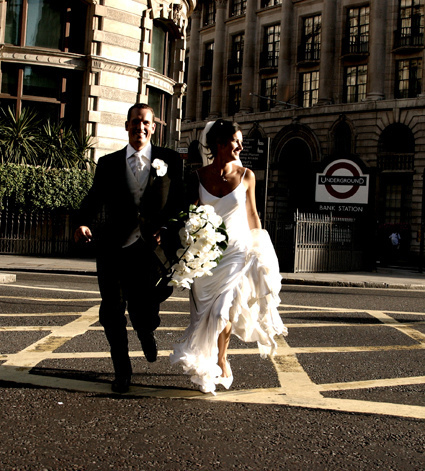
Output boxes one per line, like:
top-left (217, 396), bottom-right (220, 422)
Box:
top-left (1, 253), bottom-right (425, 289)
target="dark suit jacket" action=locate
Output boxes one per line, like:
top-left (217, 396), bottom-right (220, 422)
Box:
top-left (78, 145), bottom-right (183, 254)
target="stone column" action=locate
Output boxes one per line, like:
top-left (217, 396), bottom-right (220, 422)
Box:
top-left (0, 0), bottom-right (7, 43)
top-left (209, 0), bottom-right (227, 119)
top-left (239, 0), bottom-right (256, 113)
top-left (318, 0), bottom-right (337, 104)
top-left (421, 49), bottom-right (425, 97)
top-left (366, 1), bottom-right (386, 100)
top-left (184, 7), bottom-right (201, 121)
top-left (276, 0), bottom-right (294, 107)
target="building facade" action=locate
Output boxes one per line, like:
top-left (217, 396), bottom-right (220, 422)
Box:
top-left (0, 0), bottom-right (195, 161)
top-left (180, 0), bottom-right (425, 267)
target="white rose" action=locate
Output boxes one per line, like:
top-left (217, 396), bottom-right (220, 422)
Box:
top-left (152, 158), bottom-right (168, 177)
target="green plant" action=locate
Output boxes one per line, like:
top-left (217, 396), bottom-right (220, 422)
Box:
top-left (0, 107), bottom-right (42, 166)
top-left (39, 120), bottom-right (93, 169)
top-left (0, 163), bottom-right (94, 212)
top-left (0, 106), bottom-right (94, 169)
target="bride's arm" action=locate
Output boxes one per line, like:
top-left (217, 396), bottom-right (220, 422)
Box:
top-left (245, 169), bottom-right (261, 230)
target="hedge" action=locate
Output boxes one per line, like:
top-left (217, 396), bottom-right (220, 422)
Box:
top-left (0, 163), bottom-right (94, 212)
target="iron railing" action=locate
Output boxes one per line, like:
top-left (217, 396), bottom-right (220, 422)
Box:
top-left (266, 211), bottom-right (364, 273)
top-left (293, 212), bottom-right (363, 273)
top-left (0, 200), bottom-right (75, 256)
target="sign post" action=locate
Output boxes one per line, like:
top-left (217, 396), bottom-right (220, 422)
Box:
top-left (240, 137), bottom-right (269, 226)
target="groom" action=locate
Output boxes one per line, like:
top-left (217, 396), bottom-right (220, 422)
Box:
top-left (74, 103), bottom-right (183, 393)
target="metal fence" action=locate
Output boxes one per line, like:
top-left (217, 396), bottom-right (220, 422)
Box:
top-left (0, 200), bottom-right (76, 256)
top-left (266, 211), bottom-right (364, 273)
top-left (293, 212), bottom-right (363, 273)
top-left (1, 201), bottom-right (364, 273)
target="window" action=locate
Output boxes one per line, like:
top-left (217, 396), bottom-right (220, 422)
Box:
top-left (260, 24), bottom-right (280, 68)
top-left (299, 15), bottom-right (321, 62)
top-left (0, 62), bottom-right (83, 127)
top-left (228, 83), bottom-right (241, 115)
top-left (5, 0), bottom-right (88, 53)
top-left (260, 77), bottom-right (277, 111)
top-left (230, 0), bottom-right (246, 17)
top-left (201, 90), bottom-right (211, 119)
top-left (261, 0), bottom-right (282, 7)
top-left (147, 87), bottom-right (169, 146)
top-left (344, 6), bottom-right (369, 54)
top-left (151, 22), bottom-right (174, 77)
top-left (204, 0), bottom-right (216, 26)
top-left (344, 65), bottom-right (367, 102)
top-left (299, 71), bottom-right (319, 107)
top-left (383, 176), bottom-right (412, 223)
top-left (396, 0), bottom-right (424, 47)
top-left (395, 58), bottom-right (422, 98)
top-left (378, 123), bottom-right (415, 171)
top-left (378, 124), bottom-right (414, 225)
top-left (200, 42), bottom-right (214, 82)
top-left (228, 34), bottom-right (244, 75)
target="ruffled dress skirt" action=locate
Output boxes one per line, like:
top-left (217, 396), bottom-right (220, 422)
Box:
top-left (170, 182), bottom-right (287, 394)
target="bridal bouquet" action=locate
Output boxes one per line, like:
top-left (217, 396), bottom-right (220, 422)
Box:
top-left (168, 204), bottom-right (228, 289)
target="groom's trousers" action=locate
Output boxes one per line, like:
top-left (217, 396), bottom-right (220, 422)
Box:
top-left (96, 238), bottom-right (161, 378)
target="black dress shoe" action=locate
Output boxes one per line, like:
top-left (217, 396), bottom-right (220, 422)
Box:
top-left (111, 376), bottom-right (131, 393)
top-left (140, 332), bottom-right (158, 363)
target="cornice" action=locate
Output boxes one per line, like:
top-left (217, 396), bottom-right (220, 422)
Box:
top-left (0, 46), bottom-right (86, 70)
top-left (142, 67), bottom-right (176, 94)
top-left (88, 56), bottom-right (143, 78)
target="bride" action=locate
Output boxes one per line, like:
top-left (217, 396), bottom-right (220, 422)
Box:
top-left (170, 119), bottom-right (287, 394)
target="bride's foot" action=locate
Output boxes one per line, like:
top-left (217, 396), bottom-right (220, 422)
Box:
top-left (218, 358), bottom-right (232, 378)
top-left (216, 360), bottom-right (233, 389)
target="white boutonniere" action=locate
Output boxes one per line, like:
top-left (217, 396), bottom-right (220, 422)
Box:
top-left (152, 159), bottom-right (168, 177)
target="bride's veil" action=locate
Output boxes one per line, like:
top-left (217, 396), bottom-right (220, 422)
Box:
top-left (198, 120), bottom-right (243, 167)
top-left (198, 121), bottom-right (215, 167)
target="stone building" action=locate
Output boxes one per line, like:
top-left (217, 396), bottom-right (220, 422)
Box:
top-left (0, 0), bottom-right (195, 161)
top-left (180, 0), bottom-right (425, 268)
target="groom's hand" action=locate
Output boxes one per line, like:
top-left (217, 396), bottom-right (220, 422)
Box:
top-left (153, 228), bottom-right (165, 246)
top-left (74, 226), bottom-right (92, 244)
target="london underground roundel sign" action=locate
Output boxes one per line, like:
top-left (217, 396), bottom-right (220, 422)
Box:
top-left (315, 159), bottom-right (369, 204)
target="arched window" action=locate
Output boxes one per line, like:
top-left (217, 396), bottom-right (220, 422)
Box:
top-left (279, 138), bottom-right (314, 212)
top-left (333, 120), bottom-right (352, 156)
top-left (378, 123), bottom-right (414, 171)
top-left (377, 123), bottom-right (414, 225)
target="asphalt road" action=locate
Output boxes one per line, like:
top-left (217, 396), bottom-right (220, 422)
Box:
top-left (0, 272), bottom-right (424, 470)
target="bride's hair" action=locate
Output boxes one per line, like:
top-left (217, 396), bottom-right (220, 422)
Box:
top-left (205, 119), bottom-right (241, 159)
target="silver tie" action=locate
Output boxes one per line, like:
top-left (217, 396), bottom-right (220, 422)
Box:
top-left (129, 153), bottom-right (143, 181)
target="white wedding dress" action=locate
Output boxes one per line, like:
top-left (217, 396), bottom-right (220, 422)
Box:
top-left (170, 171), bottom-right (287, 394)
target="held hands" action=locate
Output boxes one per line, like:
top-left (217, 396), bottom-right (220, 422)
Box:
top-left (74, 226), bottom-right (93, 244)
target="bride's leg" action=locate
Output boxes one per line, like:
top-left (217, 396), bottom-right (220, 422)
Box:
top-left (217, 321), bottom-right (232, 377)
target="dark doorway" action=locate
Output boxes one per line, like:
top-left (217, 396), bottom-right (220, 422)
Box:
top-left (278, 138), bottom-right (314, 213)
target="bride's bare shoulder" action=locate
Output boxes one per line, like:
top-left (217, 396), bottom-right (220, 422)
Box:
top-left (197, 165), bottom-right (213, 178)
